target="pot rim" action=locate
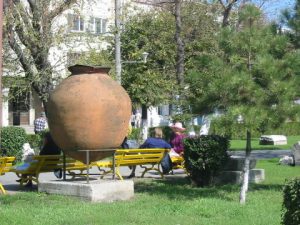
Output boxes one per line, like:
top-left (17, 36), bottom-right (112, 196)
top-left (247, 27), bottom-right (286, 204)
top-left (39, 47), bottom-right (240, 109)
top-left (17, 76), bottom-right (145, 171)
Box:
top-left (68, 64), bottom-right (111, 75)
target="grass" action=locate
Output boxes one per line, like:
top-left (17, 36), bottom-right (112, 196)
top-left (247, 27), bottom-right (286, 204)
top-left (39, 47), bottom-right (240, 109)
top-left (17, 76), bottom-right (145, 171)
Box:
top-left (1, 159), bottom-right (300, 225)
top-left (230, 135), bottom-right (300, 151)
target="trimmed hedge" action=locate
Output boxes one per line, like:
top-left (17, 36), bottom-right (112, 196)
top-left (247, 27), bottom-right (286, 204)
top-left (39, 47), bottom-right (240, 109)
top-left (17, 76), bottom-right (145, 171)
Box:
top-left (282, 178), bottom-right (300, 225)
top-left (1, 126), bottom-right (28, 162)
top-left (210, 119), bottom-right (300, 139)
top-left (183, 135), bottom-right (229, 187)
top-left (27, 134), bottom-right (43, 150)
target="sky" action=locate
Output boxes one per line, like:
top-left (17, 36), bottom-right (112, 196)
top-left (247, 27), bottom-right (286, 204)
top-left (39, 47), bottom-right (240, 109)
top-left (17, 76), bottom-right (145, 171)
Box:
top-left (260, 0), bottom-right (296, 21)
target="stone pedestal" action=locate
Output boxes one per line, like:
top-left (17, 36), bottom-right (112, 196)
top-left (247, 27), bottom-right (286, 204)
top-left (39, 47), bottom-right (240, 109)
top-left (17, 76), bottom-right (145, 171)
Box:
top-left (215, 156), bottom-right (265, 185)
top-left (38, 179), bottom-right (134, 202)
top-left (292, 142), bottom-right (300, 165)
top-left (215, 169), bottom-right (265, 184)
top-left (222, 156), bottom-right (256, 171)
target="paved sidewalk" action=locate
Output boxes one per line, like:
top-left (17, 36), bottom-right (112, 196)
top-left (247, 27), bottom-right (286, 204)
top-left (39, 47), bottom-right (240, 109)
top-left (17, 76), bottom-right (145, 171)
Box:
top-left (0, 150), bottom-right (292, 195)
top-left (228, 150), bottom-right (292, 159)
top-left (0, 165), bottom-right (186, 195)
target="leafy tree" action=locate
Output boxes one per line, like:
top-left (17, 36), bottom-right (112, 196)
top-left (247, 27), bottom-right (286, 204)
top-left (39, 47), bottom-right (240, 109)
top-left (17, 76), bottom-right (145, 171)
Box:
top-left (186, 4), bottom-right (300, 203)
top-left (118, 10), bottom-right (176, 108)
top-left (117, 3), bottom-right (218, 114)
top-left (3, 0), bottom-right (79, 110)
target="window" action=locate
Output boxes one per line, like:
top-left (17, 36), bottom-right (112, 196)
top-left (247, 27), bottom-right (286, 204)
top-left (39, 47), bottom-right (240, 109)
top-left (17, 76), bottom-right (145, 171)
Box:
top-left (88, 17), bottom-right (107, 34)
top-left (68, 14), bottom-right (85, 32)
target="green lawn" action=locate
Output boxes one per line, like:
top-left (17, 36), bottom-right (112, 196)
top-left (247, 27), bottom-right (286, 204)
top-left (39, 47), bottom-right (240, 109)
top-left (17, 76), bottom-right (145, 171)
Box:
top-left (230, 135), bottom-right (300, 151)
top-left (1, 159), bottom-right (300, 225)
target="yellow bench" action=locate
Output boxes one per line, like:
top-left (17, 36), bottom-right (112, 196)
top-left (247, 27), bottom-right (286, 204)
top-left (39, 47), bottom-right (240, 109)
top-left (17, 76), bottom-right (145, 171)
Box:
top-left (93, 148), bottom-right (169, 180)
top-left (171, 156), bottom-right (184, 170)
top-left (0, 156), bottom-right (16, 194)
top-left (13, 155), bottom-right (89, 186)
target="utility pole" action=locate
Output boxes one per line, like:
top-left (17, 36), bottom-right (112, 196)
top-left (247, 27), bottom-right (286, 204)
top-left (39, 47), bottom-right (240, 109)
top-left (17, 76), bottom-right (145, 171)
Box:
top-left (115, 0), bottom-right (122, 84)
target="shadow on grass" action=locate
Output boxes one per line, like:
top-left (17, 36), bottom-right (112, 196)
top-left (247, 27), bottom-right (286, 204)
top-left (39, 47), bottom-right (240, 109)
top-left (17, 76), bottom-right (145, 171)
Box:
top-left (135, 177), bottom-right (239, 201)
top-left (249, 183), bottom-right (284, 191)
top-left (134, 176), bottom-right (285, 201)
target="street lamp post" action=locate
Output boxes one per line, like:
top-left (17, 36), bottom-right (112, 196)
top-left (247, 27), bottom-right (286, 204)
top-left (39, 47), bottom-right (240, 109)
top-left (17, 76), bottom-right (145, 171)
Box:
top-left (114, 0), bottom-right (149, 85)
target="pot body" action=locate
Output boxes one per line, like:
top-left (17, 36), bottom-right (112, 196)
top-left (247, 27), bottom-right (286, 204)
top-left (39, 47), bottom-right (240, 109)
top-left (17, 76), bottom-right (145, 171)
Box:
top-left (47, 65), bottom-right (132, 162)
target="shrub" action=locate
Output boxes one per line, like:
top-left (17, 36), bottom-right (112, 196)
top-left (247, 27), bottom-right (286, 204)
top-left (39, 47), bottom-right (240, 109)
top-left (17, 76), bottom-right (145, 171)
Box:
top-left (1, 126), bottom-right (28, 162)
top-left (128, 128), bottom-right (142, 140)
top-left (209, 117), bottom-right (235, 139)
top-left (211, 118), bottom-right (300, 139)
top-left (183, 135), bottom-right (229, 187)
top-left (272, 122), bottom-right (300, 136)
top-left (282, 178), bottom-right (300, 225)
top-left (27, 134), bottom-right (43, 150)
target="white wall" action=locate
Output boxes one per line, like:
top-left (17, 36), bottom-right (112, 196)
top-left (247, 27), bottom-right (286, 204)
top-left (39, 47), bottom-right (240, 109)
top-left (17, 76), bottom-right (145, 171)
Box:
top-left (2, 88), bottom-right (9, 127)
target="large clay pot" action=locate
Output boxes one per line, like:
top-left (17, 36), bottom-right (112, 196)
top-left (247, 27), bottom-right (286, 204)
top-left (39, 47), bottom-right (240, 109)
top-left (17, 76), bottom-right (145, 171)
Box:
top-left (47, 65), bottom-right (132, 162)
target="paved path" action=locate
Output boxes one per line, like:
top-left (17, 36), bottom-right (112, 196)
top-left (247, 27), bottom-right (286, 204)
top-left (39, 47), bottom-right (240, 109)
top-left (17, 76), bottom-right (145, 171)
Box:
top-left (1, 165), bottom-right (186, 195)
top-left (228, 150), bottom-right (292, 159)
top-left (0, 150), bottom-right (292, 195)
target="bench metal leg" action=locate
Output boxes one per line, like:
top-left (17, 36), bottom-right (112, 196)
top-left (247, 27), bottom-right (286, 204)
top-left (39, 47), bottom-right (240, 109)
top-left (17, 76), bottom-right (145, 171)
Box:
top-left (112, 151), bottom-right (116, 180)
top-left (63, 152), bottom-right (66, 181)
top-left (86, 150), bottom-right (90, 184)
top-left (0, 183), bottom-right (6, 194)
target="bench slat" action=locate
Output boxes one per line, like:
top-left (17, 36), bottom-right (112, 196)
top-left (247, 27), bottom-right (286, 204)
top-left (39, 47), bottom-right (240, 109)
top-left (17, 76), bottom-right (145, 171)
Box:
top-left (0, 157), bottom-right (16, 194)
top-left (13, 155), bottom-right (90, 185)
top-left (95, 148), bottom-right (169, 179)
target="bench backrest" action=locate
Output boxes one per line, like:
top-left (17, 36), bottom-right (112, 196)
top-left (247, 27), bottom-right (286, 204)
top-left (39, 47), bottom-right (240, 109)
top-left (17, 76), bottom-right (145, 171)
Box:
top-left (115, 148), bottom-right (168, 166)
top-left (0, 157), bottom-right (15, 175)
top-left (23, 155), bottom-right (87, 173)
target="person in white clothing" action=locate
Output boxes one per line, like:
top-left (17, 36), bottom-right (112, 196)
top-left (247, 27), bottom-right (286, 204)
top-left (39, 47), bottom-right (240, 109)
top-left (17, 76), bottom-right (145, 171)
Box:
top-left (135, 111), bottom-right (142, 128)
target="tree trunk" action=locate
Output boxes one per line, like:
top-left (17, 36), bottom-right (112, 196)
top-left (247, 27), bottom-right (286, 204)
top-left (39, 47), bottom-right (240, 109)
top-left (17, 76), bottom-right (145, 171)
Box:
top-left (141, 104), bottom-right (148, 140)
top-left (174, 0), bottom-right (184, 87)
top-left (218, 0), bottom-right (239, 28)
top-left (239, 129), bottom-right (251, 204)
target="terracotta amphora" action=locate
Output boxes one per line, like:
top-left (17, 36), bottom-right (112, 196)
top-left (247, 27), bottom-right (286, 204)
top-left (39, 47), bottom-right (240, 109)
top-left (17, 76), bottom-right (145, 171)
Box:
top-left (47, 65), bottom-right (132, 162)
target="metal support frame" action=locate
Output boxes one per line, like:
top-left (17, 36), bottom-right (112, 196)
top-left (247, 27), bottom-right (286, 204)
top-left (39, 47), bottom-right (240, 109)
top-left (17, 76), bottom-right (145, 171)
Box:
top-left (74, 149), bottom-right (117, 183)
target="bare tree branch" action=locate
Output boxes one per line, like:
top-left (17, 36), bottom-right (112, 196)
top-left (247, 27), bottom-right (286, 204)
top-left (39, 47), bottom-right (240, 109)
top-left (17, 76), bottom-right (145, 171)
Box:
top-left (218, 0), bottom-right (239, 27)
top-left (48, 0), bottom-right (78, 21)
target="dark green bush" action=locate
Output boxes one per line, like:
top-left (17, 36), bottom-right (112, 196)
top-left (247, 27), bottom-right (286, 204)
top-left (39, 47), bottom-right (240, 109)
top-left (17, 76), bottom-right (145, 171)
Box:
top-left (1, 126), bottom-right (28, 162)
top-left (272, 122), bottom-right (300, 136)
top-left (183, 135), bottom-right (229, 187)
top-left (128, 128), bottom-right (142, 140)
top-left (282, 178), bottom-right (300, 225)
top-left (27, 134), bottom-right (43, 150)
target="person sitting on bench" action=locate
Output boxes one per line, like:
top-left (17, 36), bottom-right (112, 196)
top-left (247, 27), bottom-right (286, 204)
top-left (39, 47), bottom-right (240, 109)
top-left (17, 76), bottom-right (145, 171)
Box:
top-left (127, 127), bottom-right (171, 178)
top-left (39, 132), bottom-right (62, 178)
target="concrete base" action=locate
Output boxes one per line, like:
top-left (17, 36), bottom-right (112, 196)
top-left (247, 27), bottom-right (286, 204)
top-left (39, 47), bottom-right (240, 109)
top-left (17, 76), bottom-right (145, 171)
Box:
top-left (215, 169), bottom-right (265, 185)
top-left (38, 179), bottom-right (134, 202)
top-left (292, 142), bottom-right (300, 165)
top-left (222, 156), bottom-right (257, 171)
